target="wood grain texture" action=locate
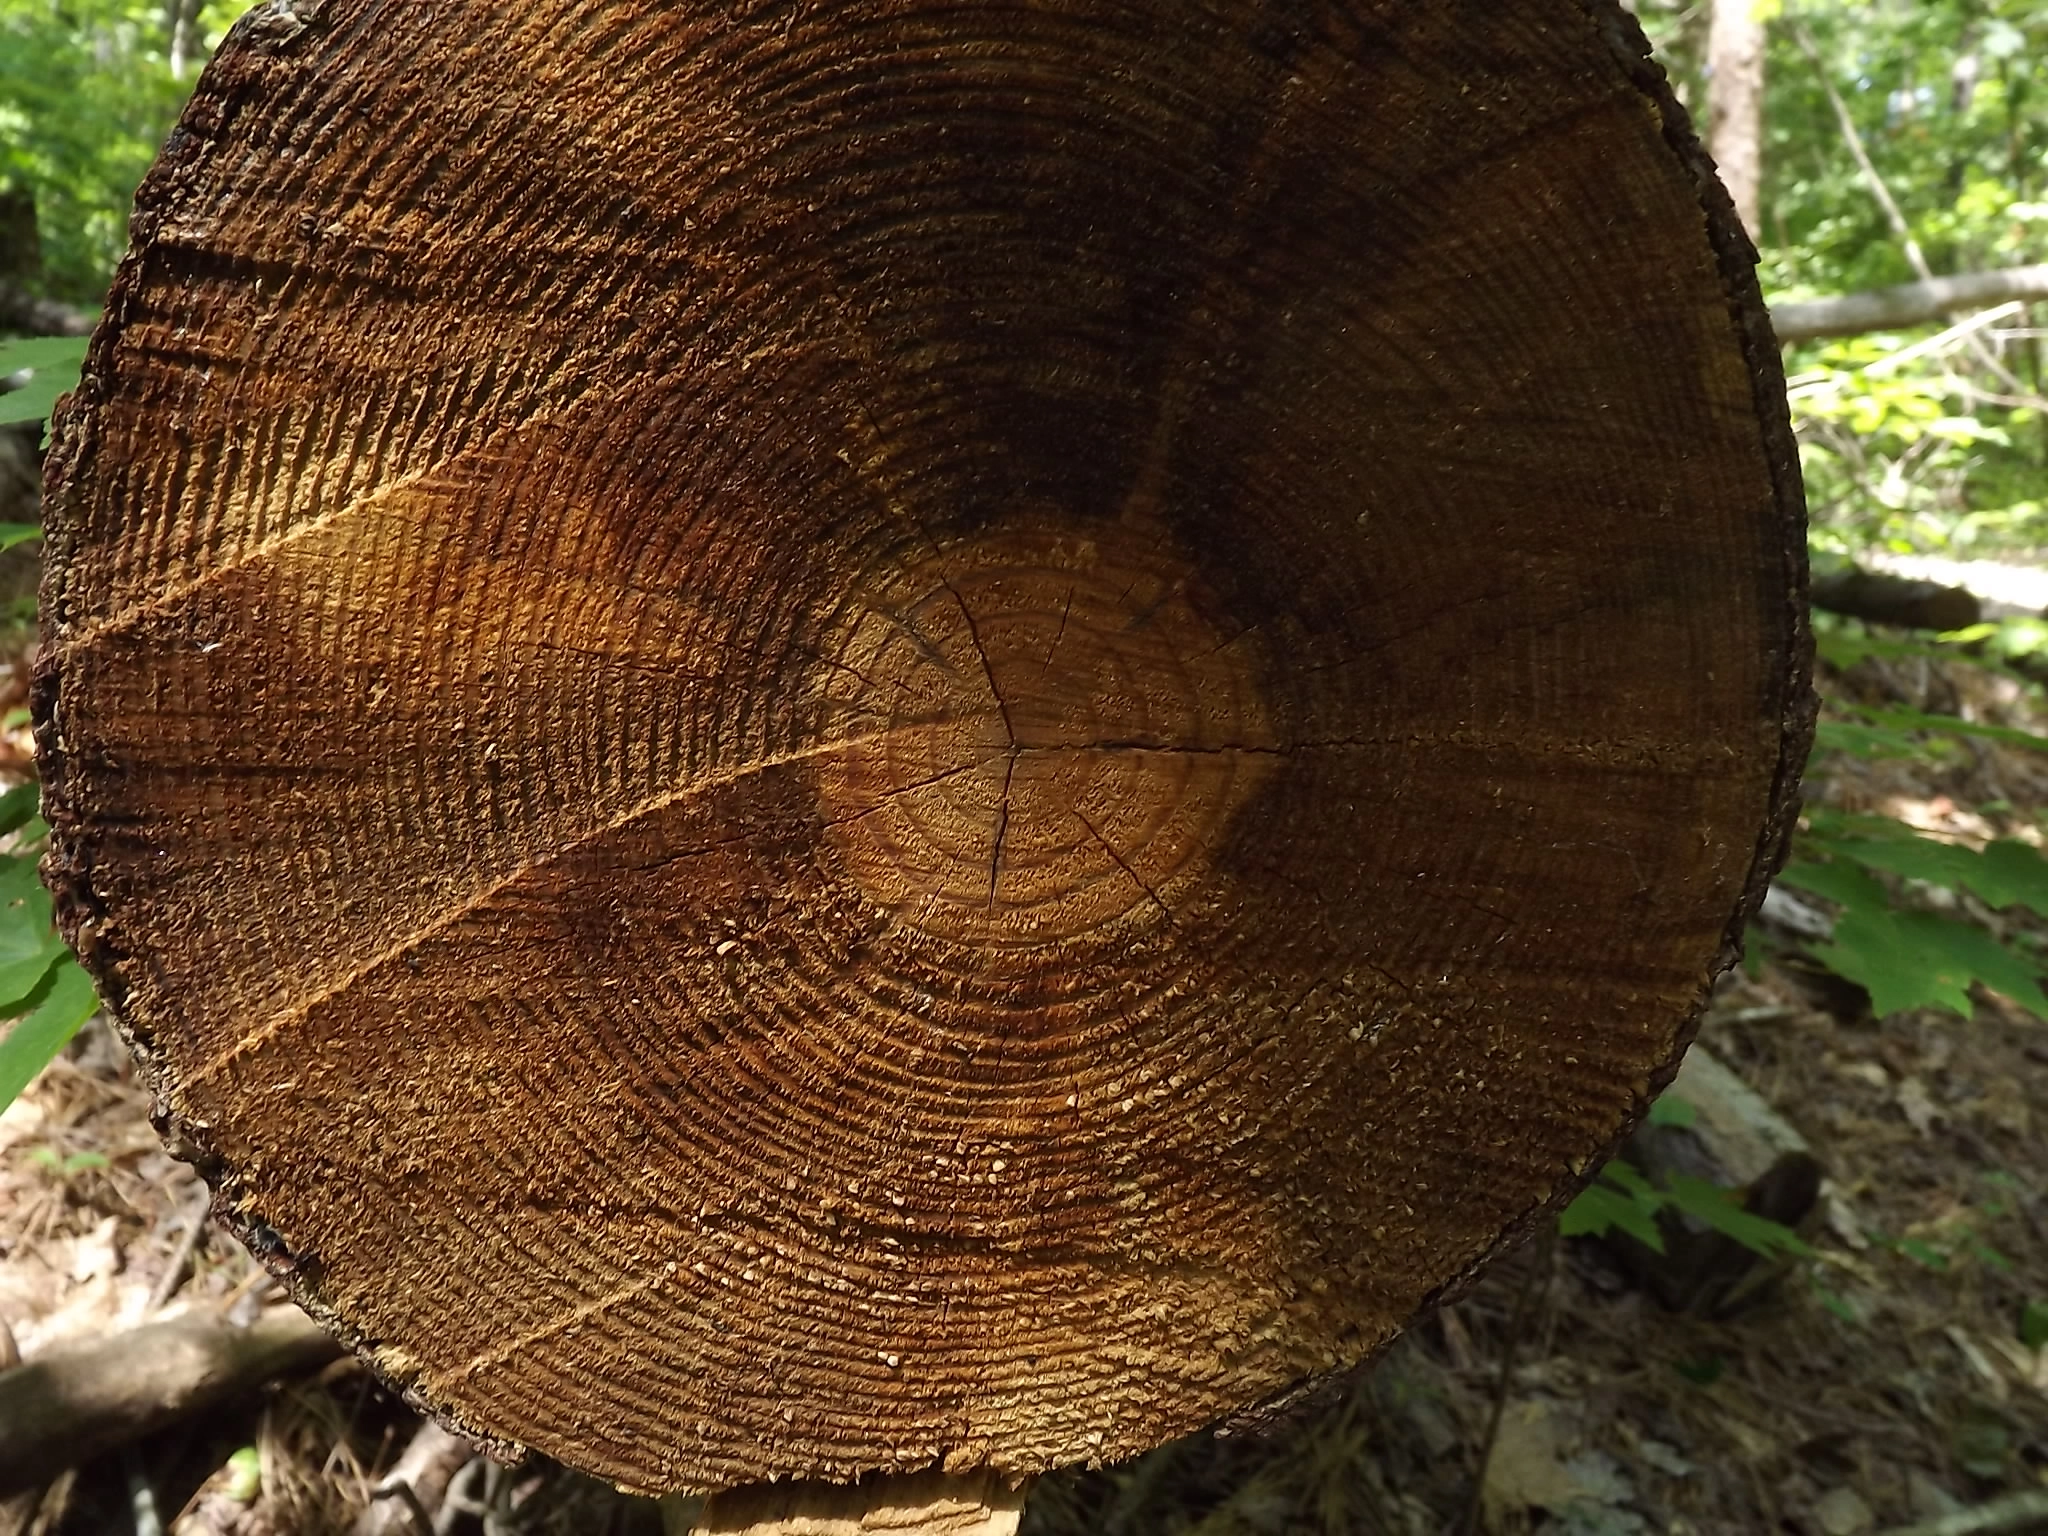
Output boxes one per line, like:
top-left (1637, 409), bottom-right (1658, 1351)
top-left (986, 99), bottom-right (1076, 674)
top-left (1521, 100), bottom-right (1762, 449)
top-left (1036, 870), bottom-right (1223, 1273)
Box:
top-left (35, 0), bottom-right (1809, 1496)
top-left (697, 1469), bottom-right (1023, 1535)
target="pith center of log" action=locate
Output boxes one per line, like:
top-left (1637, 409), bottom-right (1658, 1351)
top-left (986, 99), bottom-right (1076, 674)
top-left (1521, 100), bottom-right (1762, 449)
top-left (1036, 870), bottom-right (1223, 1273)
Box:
top-left (816, 517), bottom-right (1273, 946)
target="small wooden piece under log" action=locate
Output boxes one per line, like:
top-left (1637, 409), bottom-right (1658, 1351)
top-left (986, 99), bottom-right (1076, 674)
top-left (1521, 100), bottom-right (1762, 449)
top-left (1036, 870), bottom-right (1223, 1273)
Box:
top-left (689, 1471), bottom-right (1025, 1536)
top-left (352, 1422), bottom-right (480, 1536)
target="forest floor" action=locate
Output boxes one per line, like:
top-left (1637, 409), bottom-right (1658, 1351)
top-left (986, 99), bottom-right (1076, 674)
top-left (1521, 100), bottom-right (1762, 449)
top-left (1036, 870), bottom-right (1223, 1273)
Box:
top-left (3, 643), bottom-right (2047, 1536)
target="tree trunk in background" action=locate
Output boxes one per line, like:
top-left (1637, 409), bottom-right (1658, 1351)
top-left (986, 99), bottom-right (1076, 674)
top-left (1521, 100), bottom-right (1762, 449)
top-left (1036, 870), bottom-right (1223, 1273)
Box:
top-left (1769, 264), bottom-right (2048, 341)
top-left (166, 0), bottom-right (201, 79)
top-left (1708, 0), bottom-right (1765, 234)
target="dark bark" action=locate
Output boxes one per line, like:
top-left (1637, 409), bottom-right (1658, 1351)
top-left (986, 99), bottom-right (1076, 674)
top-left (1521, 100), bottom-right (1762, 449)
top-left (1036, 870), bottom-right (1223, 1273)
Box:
top-left (1809, 564), bottom-right (1984, 632)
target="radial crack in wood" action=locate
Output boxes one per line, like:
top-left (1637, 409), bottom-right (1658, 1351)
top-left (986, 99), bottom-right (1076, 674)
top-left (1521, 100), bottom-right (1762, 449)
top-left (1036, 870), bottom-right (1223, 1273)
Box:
top-left (34, 0), bottom-right (1809, 1504)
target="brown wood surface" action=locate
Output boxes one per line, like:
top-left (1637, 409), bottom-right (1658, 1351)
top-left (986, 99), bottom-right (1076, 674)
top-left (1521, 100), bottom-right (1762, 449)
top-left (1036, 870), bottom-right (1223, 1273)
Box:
top-left (696, 1469), bottom-right (1024, 1535)
top-left (35, 0), bottom-right (1809, 1498)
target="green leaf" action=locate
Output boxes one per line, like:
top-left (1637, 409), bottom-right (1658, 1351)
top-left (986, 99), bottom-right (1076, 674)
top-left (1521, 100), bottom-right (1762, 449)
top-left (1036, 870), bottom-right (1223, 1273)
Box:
top-left (0, 336), bottom-right (88, 429)
top-left (1813, 1281), bottom-right (1862, 1326)
top-left (1968, 1239), bottom-right (2013, 1274)
top-left (1810, 719), bottom-right (1923, 760)
top-left (0, 783), bottom-right (38, 840)
top-left (1778, 858), bottom-right (1889, 911)
top-left (1859, 704), bottom-right (2048, 756)
top-left (1807, 833), bottom-right (1983, 895)
top-left (1804, 831), bottom-right (2048, 918)
top-left (1664, 1174), bottom-right (1813, 1259)
top-left (0, 859), bottom-right (56, 966)
top-left (1599, 1159), bottom-right (1661, 1202)
top-left (0, 525), bottom-right (40, 553)
top-left (0, 960), bottom-right (99, 1111)
top-left (1741, 924), bottom-right (1767, 980)
top-left (1559, 1177), bottom-right (1666, 1253)
top-left (1648, 1093), bottom-right (1697, 1129)
top-left (2021, 1301), bottom-right (2048, 1352)
top-left (1812, 904), bottom-right (2048, 1020)
top-left (1892, 1236), bottom-right (1951, 1272)
top-left (0, 933), bottom-right (68, 1014)
top-left (1973, 841), bottom-right (2048, 915)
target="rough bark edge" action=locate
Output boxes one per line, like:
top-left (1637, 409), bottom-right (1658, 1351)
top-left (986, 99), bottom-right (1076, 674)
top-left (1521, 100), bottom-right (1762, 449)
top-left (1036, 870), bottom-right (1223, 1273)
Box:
top-left (33, 0), bottom-right (1816, 1490)
top-left (32, 0), bottom-right (532, 1481)
top-left (1221, 0), bottom-right (1815, 1440)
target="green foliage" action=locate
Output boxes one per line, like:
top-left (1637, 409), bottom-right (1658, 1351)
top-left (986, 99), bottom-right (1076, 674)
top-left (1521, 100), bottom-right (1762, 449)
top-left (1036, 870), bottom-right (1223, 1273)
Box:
top-left (1559, 1153), bottom-right (1813, 1263)
top-left (23, 1143), bottom-right (106, 1173)
top-left (1814, 612), bottom-right (2048, 704)
top-left (1645, 1093), bottom-right (1696, 1129)
top-left (0, 331), bottom-right (86, 443)
top-left (0, 781), bottom-right (100, 1111)
top-left (1777, 808), bottom-right (2048, 1020)
top-left (2022, 1300), bottom-right (2048, 1351)
top-left (1768, 3), bottom-right (2048, 295)
top-left (0, 1), bottom-right (247, 306)
top-left (1791, 338), bottom-right (2043, 556)
top-left (1561, 1159), bottom-right (1670, 1252)
top-left (1628, 0), bottom-right (2048, 559)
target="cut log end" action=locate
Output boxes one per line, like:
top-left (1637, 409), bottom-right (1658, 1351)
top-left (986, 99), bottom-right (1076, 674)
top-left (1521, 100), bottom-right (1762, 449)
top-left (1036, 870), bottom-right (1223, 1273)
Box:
top-left (36, 0), bottom-right (1809, 1497)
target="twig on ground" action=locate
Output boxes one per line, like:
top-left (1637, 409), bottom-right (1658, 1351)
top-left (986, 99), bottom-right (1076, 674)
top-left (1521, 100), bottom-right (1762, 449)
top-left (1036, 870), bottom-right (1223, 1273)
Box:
top-left (352, 1423), bottom-right (476, 1536)
top-left (1877, 1490), bottom-right (2048, 1536)
top-left (147, 1190), bottom-right (213, 1313)
top-left (434, 1457), bottom-right (486, 1536)
top-left (1457, 1228), bottom-right (1557, 1536)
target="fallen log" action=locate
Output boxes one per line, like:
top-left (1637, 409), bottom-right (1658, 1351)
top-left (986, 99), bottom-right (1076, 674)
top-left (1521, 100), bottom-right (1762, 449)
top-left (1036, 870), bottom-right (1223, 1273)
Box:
top-left (0, 284), bottom-right (92, 339)
top-left (1810, 563), bottom-right (1983, 632)
top-left (1771, 264), bottom-right (2048, 343)
top-left (0, 1308), bottom-right (340, 1497)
